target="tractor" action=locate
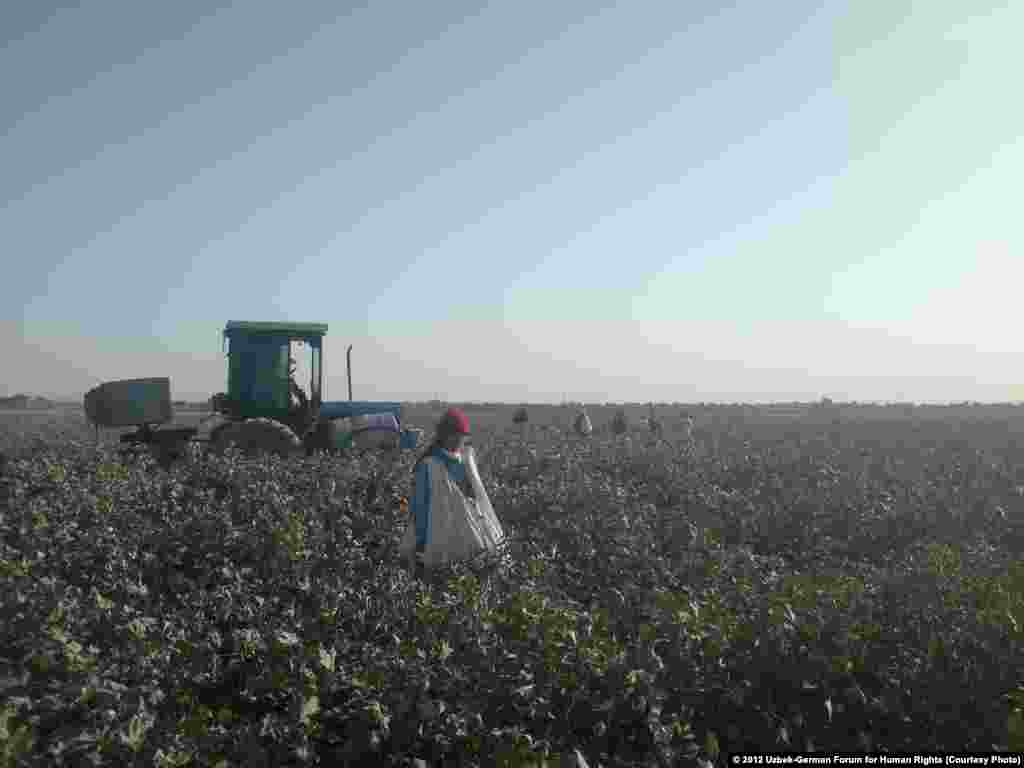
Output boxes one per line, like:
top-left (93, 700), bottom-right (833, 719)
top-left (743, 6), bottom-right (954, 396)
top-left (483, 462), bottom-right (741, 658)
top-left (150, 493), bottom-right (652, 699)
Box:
top-left (84, 321), bottom-right (419, 463)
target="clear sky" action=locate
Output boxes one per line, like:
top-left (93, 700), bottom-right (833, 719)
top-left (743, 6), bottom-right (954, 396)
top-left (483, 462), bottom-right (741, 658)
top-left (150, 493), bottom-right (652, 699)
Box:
top-left (2, 1), bottom-right (1020, 404)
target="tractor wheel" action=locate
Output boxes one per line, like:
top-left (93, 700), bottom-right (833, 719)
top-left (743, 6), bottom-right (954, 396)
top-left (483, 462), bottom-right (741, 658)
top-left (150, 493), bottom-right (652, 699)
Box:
top-left (209, 418), bottom-right (302, 458)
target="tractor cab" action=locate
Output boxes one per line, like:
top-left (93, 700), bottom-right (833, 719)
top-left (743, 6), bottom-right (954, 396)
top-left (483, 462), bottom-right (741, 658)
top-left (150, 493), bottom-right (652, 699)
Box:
top-left (212, 321), bottom-right (414, 454)
top-left (214, 321), bottom-right (325, 437)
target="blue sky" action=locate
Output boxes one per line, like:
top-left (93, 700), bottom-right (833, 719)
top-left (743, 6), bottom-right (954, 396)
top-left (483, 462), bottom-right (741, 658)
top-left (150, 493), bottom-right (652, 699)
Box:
top-left (2, 1), bottom-right (1020, 403)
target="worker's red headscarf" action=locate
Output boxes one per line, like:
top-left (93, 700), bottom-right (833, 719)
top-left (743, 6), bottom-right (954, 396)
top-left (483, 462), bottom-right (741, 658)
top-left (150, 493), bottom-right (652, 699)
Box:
top-left (413, 407), bottom-right (471, 471)
top-left (437, 407), bottom-right (470, 438)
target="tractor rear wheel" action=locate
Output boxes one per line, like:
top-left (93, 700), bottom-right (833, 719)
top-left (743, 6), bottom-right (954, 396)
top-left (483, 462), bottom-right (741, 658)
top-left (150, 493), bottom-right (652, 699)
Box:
top-left (209, 418), bottom-right (302, 458)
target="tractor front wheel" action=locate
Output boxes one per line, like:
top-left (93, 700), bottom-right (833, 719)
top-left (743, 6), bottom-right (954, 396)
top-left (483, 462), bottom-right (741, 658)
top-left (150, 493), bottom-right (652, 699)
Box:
top-left (209, 418), bottom-right (303, 458)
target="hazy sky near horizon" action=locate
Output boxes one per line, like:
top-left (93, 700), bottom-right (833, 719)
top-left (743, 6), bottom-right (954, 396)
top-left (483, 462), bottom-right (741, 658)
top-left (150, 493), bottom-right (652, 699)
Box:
top-left (2, 1), bottom-right (1020, 404)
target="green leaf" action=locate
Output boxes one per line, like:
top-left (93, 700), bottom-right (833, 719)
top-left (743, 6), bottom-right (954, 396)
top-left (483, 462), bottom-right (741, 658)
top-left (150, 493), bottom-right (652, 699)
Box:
top-left (301, 695), bottom-right (320, 726)
top-left (319, 645), bottom-right (336, 672)
top-left (154, 748), bottom-right (194, 768)
top-left (435, 639), bottom-right (453, 661)
top-left (705, 730), bottom-right (720, 760)
top-left (1009, 708), bottom-right (1024, 752)
top-left (0, 706), bottom-right (35, 758)
top-left (127, 618), bottom-right (147, 640)
top-left (366, 700), bottom-right (389, 726)
top-left (124, 712), bottom-right (149, 752)
top-left (638, 623), bottom-right (656, 643)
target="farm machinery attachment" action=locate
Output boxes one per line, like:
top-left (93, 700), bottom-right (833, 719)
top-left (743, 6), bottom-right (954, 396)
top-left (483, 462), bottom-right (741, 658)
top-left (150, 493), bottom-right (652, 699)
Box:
top-left (84, 321), bottom-right (421, 464)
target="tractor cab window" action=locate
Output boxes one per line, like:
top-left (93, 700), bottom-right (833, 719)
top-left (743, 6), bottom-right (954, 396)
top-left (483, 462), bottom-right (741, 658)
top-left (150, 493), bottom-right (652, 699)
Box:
top-left (288, 342), bottom-right (311, 410)
top-left (310, 343), bottom-right (322, 405)
top-left (226, 333), bottom-right (291, 411)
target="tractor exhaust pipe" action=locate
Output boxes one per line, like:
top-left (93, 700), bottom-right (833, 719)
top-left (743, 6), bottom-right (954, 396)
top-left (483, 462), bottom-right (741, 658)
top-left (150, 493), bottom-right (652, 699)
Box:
top-left (346, 345), bottom-right (353, 401)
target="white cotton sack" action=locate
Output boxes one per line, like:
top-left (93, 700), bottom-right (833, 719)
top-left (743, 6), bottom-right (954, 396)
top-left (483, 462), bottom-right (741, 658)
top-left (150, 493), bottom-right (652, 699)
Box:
top-left (463, 446), bottom-right (505, 551)
top-left (398, 446), bottom-right (506, 571)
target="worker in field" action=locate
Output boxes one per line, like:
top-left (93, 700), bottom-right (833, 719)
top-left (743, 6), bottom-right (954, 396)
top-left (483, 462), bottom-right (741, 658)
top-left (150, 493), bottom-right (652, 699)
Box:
top-left (648, 403), bottom-right (663, 438)
top-left (681, 410), bottom-right (694, 436)
top-left (680, 410), bottom-right (696, 455)
top-left (400, 407), bottom-right (505, 577)
top-left (574, 409), bottom-right (593, 437)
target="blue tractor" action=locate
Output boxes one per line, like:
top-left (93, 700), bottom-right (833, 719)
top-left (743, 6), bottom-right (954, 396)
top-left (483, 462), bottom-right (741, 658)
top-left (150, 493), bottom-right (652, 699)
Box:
top-left (85, 321), bottom-right (418, 462)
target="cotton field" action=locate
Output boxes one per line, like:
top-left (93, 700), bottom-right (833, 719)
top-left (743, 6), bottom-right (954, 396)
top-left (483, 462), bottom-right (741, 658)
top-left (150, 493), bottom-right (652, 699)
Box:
top-left (2, 402), bottom-right (1024, 764)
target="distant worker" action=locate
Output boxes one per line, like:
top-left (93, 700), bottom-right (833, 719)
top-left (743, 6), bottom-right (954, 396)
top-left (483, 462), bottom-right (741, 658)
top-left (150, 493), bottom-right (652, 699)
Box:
top-left (574, 409), bottom-right (593, 437)
top-left (648, 403), bottom-right (663, 438)
top-left (400, 408), bottom-right (505, 576)
top-left (681, 410), bottom-right (695, 436)
top-left (680, 410), bottom-right (695, 455)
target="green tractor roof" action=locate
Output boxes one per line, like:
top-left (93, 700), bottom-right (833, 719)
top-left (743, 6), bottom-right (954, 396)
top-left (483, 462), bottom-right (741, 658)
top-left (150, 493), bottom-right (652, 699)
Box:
top-left (224, 321), bottom-right (328, 338)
